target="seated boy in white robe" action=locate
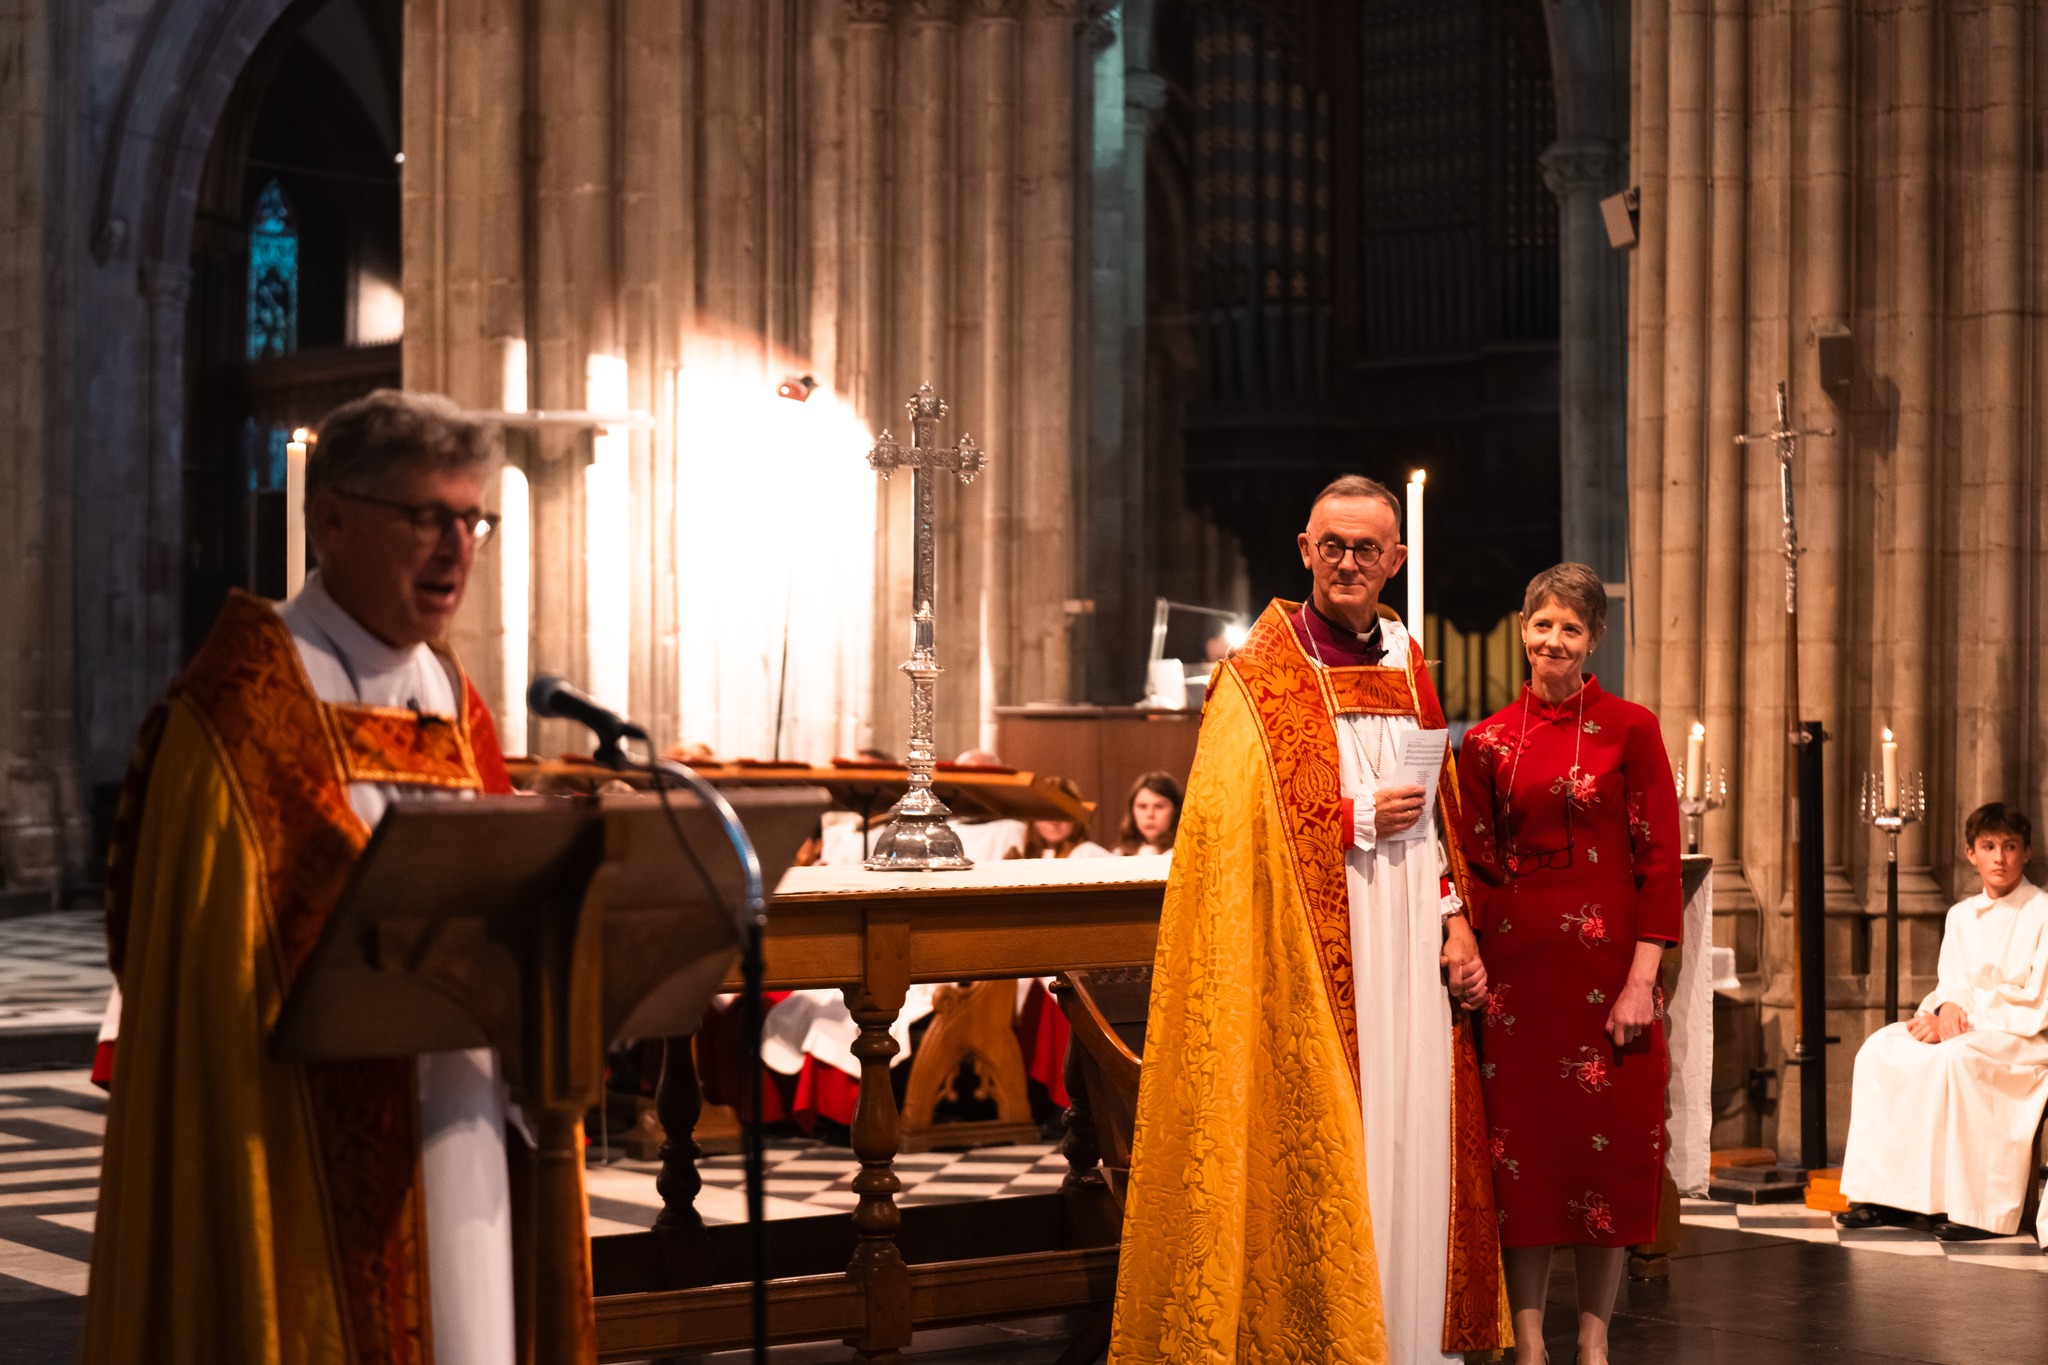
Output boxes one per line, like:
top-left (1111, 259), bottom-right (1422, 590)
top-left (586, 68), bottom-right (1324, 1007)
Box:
top-left (1838, 802), bottom-right (2048, 1240)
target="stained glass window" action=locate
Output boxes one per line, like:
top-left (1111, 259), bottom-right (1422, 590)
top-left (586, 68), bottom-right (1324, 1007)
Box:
top-left (246, 179), bottom-right (299, 361)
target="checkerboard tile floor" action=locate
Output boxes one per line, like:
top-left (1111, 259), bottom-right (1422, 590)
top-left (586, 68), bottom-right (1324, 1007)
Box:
top-left (0, 914), bottom-right (111, 1034)
top-left (8, 1057), bottom-right (2041, 1306)
top-left (0, 1070), bottom-right (106, 1304)
top-left (0, 1065), bottom-right (1080, 1299)
top-left (1679, 1196), bottom-right (2047, 1272)
top-left (583, 1141), bottom-right (1077, 1237)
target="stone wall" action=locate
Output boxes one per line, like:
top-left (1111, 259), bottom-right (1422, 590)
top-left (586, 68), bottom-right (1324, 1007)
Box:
top-left (404, 0), bottom-right (1096, 761)
top-left (1628, 0), bottom-right (2048, 1159)
top-left (0, 0), bottom-right (90, 890)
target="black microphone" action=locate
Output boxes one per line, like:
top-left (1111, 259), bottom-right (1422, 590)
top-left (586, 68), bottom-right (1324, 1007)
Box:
top-left (527, 674), bottom-right (649, 751)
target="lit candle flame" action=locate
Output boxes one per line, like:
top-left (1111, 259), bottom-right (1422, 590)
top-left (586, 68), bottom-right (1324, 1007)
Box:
top-left (1410, 468), bottom-right (1426, 485)
top-left (1691, 721), bottom-right (1705, 739)
top-left (291, 427), bottom-right (312, 443)
top-left (1882, 726), bottom-right (1894, 743)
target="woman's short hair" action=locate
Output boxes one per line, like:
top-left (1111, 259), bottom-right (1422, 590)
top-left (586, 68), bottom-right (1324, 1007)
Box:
top-left (309, 389), bottom-right (496, 499)
top-left (1117, 771), bottom-right (1185, 853)
top-left (1522, 562), bottom-right (1608, 640)
top-left (1964, 802), bottom-right (2033, 849)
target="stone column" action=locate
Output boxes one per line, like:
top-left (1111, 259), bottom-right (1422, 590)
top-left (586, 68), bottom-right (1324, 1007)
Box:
top-left (1540, 140), bottom-right (1627, 595)
top-left (1624, 0), bottom-right (1667, 709)
top-left (137, 260), bottom-right (191, 732)
top-left (895, 0), bottom-right (967, 752)
top-left (841, 1), bottom-right (895, 419)
top-left (958, 0), bottom-right (1021, 748)
top-left (1958, 0), bottom-right (2027, 836)
top-left (0, 0), bottom-right (86, 889)
top-left (1738, 0), bottom-right (1792, 922)
top-left (1887, 0), bottom-right (1937, 881)
top-left (1699, 0), bottom-right (1746, 867)
top-left (619, 0), bottom-right (697, 746)
top-left (1653, 0), bottom-right (1710, 755)
top-left (1790, 0), bottom-right (1850, 865)
top-left (1011, 0), bottom-right (1079, 706)
top-left (405, 0), bottom-right (529, 733)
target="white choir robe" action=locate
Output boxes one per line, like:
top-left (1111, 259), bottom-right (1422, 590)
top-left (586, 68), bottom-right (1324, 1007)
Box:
top-left (281, 574), bottom-right (516, 1365)
top-left (755, 815), bottom-right (1023, 1082)
top-left (1327, 619), bottom-right (1462, 1365)
top-left (1839, 879), bottom-right (2048, 1235)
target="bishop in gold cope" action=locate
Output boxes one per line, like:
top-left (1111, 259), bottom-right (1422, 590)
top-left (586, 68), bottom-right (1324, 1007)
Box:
top-left (81, 392), bottom-right (583, 1365)
top-left (1111, 476), bottom-right (1506, 1363)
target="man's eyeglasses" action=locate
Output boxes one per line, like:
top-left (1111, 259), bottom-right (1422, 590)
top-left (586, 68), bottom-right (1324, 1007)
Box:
top-left (1315, 537), bottom-right (1387, 570)
top-left (338, 491), bottom-right (501, 546)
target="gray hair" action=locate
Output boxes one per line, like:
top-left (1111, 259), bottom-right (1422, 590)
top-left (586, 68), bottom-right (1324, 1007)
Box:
top-left (1522, 562), bottom-right (1608, 639)
top-left (308, 390), bottom-right (495, 498)
top-left (1308, 474), bottom-right (1403, 535)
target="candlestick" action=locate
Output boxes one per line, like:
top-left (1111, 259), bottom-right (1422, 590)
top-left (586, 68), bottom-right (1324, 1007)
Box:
top-left (1860, 769), bottom-right (1927, 1021)
top-left (285, 428), bottom-right (310, 600)
top-left (1881, 726), bottom-right (1898, 811)
top-left (1406, 469), bottom-right (1425, 633)
top-left (1674, 761), bottom-right (1727, 856)
top-left (1686, 721), bottom-right (1705, 801)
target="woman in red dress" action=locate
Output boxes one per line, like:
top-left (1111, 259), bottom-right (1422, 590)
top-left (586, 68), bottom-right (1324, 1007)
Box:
top-left (1457, 564), bottom-right (1682, 1365)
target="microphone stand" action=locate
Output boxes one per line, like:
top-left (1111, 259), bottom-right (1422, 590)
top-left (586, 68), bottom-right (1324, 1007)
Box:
top-left (590, 740), bottom-right (771, 1363)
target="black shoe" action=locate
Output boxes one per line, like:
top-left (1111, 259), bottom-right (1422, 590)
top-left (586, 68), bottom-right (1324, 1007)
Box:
top-left (1931, 1218), bottom-right (2000, 1241)
top-left (1837, 1203), bottom-right (1914, 1229)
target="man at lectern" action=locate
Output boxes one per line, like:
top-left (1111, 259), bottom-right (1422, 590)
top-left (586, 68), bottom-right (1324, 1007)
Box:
top-left (83, 391), bottom-right (577, 1365)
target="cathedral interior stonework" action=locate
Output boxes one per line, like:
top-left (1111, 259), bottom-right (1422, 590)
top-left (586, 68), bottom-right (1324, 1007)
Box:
top-left (7, 1), bottom-right (2048, 1359)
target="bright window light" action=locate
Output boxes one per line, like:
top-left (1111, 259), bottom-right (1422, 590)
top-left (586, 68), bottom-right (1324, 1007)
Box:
top-left (585, 355), bottom-right (632, 715)
top-left (671, 343), bottom-right (877, 761)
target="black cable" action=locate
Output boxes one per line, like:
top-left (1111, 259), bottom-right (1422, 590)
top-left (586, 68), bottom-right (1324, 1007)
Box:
top-left (639, 757), bottom-right (770, 1365)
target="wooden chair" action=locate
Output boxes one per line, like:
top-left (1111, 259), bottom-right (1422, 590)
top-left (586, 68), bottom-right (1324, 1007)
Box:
top-left (899, 979), bottom-right (1041, 1152)
top-left (1049, 965), bottom-right (1152, 1365)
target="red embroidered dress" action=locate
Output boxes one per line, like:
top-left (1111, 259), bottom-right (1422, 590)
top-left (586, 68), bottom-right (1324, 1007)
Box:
top-left (1456, 676), bottom-right (1682, 1247)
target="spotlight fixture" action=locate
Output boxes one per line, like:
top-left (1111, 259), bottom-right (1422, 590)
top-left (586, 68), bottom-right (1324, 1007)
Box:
top-left (776, 374), bottom-right (818, 403)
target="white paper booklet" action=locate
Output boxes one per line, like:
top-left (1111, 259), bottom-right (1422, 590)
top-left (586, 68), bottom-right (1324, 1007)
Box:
top-left (1378, 728), bottom-right (1449, 842)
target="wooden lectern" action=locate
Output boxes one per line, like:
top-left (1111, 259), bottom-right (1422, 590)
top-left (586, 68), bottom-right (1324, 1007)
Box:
top-left (273, 787), bottom-right (826, 1364)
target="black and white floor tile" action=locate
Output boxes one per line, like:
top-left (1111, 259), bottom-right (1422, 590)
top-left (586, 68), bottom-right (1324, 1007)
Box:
top-left (0, 1069), bottom-right (106, 1304)
top-left (583, 1141), bottom-right (1077, 1237)
top-left (0, 913), bottom-right (110, 1035)
top-left (1679, 1196), bottom-right (2046, 1273)
top-left (8, 1051), bottom-right (2041, 1308)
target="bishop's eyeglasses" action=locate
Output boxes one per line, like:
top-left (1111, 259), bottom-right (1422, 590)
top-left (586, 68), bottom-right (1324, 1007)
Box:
top-left (339, 491), bottom-right (501, 546)
top-left (1315, 537), bottom-right (1387, 570)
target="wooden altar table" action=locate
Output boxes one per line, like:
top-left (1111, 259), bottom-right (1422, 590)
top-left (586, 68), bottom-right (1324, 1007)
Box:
top-left (590, 857), bottom-right (1167, 1363)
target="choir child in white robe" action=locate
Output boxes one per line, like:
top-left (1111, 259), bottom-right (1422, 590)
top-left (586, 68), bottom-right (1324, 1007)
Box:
top-left (1838, 802), bottom-right (2048, 1239)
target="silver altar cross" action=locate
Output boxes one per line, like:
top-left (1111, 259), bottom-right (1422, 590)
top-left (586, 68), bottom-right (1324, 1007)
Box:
top-left (1735, 381), bottom-right (1834, 617)
top-left (1735, 379), bottom-right (1835, 1074)
top-left (864, 384), bottom-right (987, 870)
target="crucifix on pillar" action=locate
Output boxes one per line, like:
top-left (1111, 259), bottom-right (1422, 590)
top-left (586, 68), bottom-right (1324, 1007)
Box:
top-left (865, 384), bottom-right (987, 871)
top-left (1736, 380), bottom-right (1835, 1171)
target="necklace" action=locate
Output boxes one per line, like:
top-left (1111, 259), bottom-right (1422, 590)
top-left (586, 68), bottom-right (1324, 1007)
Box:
top-left (1300, 606), bottom-right (1389, 779)
top-left (1501, 674), bottom-right (1587, 873)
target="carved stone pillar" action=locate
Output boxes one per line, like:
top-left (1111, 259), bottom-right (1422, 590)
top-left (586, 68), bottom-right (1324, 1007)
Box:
top-left (0, 2), bottom-right (88, 889)
top-left (1010, 0), bottom-right (1080, 708)
top-left (1539, 138), bottom-right (1627, 687)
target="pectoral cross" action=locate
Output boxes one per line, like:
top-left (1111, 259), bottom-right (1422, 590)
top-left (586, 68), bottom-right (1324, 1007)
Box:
top-left (864, 384), bottom-right (987, 870)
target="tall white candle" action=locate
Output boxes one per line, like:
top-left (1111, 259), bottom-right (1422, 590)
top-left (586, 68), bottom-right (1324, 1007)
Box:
top-left (1687, 721), bottom-right (1705, 800)
top-left (1881, 726), bottom-right (1898, 811)
top-left (1406, 469), bottom-right (1425, 633)
top-left (285, 429), bottom-right (309, 600)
